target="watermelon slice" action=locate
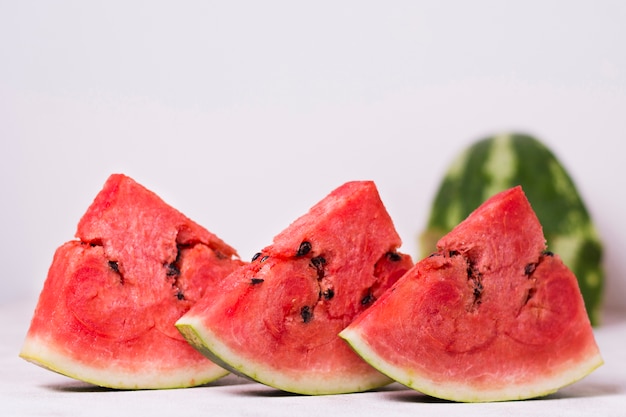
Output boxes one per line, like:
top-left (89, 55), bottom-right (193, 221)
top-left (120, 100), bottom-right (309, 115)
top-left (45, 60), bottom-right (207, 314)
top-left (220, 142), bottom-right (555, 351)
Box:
top-left (341, 186), bottom-right (603, 402)
top-left (420, 133), bottom-right (604, 325)
top-left (176, 181), bottom-right (414, 395)
top-left (20, 174), bottom-right (245, 389)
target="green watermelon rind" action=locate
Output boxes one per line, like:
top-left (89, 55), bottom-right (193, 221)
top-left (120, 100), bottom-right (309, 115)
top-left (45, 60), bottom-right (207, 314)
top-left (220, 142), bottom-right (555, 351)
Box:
top-left (420, 133), bottom-right (604, 325)
top-left (339, 326), bottom-right (604, 403)
top-left (176, 315), bottom-right (393, 395)
top-left (20, 334), bottom-right (230, 389)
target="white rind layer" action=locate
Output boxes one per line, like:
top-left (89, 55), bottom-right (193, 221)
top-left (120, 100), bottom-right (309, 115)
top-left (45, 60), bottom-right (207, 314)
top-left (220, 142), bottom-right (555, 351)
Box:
top-left (176, 314), bottom-right (392, 395)
top-left (19, 334), bottom-right (229, 389)
top-left (339, 326), bottom-right (604, 403)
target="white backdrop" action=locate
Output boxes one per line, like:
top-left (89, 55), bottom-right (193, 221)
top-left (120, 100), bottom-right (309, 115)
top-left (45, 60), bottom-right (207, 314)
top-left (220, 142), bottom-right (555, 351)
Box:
top-left (2, 1), bottom-right (625, 312)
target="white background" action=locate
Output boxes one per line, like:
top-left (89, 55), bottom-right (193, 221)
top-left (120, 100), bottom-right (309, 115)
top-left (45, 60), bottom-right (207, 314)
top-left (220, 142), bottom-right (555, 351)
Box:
top-left (1, 1), bottom-right (625, 312)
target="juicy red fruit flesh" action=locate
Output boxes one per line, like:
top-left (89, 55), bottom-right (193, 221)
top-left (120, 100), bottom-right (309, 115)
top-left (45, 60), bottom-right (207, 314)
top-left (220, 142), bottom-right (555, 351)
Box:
top-left (21, 174), bottom-right (245, 388)
top-left (340, 186), bottom-right (602, 401)
top-left (177, 181), bottom-right (414, 394)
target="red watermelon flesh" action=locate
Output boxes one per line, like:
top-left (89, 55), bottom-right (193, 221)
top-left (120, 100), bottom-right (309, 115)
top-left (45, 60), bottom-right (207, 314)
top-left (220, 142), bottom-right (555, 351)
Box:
top-left (20, 174), bottom-right (245, 389)
top-left (176, 181), bottom-right (414, 394)
top-left (340, 186), bottom-right (603, 402)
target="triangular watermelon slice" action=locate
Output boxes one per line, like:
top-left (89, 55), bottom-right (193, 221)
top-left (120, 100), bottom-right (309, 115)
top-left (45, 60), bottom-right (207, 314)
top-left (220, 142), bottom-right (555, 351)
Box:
top-left (340, 186), bottom-right (603, 402)
top-left (176, 181), bottom-right (414, 394)
top-left (20, 174), bottom-right (245, 389)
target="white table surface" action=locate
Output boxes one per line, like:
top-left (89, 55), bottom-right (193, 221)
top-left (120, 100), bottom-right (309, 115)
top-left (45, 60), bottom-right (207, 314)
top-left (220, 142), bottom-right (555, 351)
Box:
top-left (2, 298), bottom-right (625, 417)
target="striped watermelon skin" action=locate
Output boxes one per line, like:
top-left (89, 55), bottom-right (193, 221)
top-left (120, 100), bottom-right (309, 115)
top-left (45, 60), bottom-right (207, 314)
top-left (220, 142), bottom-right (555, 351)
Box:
top-left (420, 133), bottom-right (603, 325)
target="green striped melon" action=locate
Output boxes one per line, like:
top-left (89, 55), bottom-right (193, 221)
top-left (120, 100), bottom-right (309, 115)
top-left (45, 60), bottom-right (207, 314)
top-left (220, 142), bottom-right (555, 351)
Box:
top-left (419, 133), bottom-right (603, 325)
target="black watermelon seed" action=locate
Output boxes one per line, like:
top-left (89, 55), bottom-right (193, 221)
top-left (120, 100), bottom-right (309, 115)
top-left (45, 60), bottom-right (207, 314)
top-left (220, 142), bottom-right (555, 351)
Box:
top-left (176, 291), bottom-right (185, 300)
top-left (386, 251), bottom-right (402, 262)
top-left (260, 255), bottom-right (269, 263)
top-left (311, 256), bottom-right (327, 279)
top-left (296, 241), bottom-right (312, 257)
top-left (311, 256), bottom-right (326, 268)
top-left (322, 288), bottom-right (335, 300)
top-left (361, 292), bottom-right (376, 306)
top-left (471, 279), bottom-right (484, 306)
top-left (449, 250), bottom-right (460, 257)
top-left (166, 263), bottom-right (180, 276)
top-left (524, 263), bottom-right (537, 276)
top-left (251, 252), bottom-right (262, 262)
top-left (166, 246), bottom-right (182, 276)
top-left (250, 278), bottom-right (265, 285)
top-left (542, 250), bottom-right (554, 257)
top-left (108, 260), bottom-right (120, 273)
top-left (300, 306), bottom-right (313, 323)
top-left (473, 286), bottom-right (483, 301)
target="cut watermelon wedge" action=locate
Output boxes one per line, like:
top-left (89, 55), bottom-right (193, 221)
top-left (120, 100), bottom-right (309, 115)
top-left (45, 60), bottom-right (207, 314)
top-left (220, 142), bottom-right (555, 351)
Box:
top-left (176, 181), bottom-right (413, 395)
top-left (20, 174), bottom-right (245, 389)
top-left (340, 186), bottom-right (603, 402)
top-left (420, 133), bottom-right (604, 325)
